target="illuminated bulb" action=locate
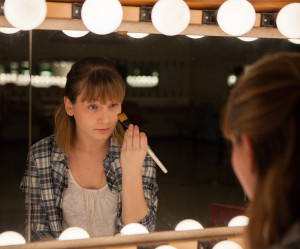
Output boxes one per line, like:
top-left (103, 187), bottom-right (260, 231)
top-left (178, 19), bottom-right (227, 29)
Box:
top-left (120, 223), bottom-right (149, 235)
top-left (0, 231), bottom-right (26, 246)
top-left (175, 219), bottom-right (203, 231)
top-left (276, 3), bottom-right (300, 38)
top-left (156, 246), bottom-right (177, 249)
top-left (62, 30), bottom-right (89, 38)
top-left (212, 240), bottom-right (243, 249)
top-left (289, 39), bottom-right (300, 45)
top-left (127, 33), bottom-right (149, 39)
top-left (238, 37), bottom-right (257, 42)
top-left (4, 0), bottom-right (47, 30)
top-left (81, 0), bottom-right (123, 35)
top-left (186, 35), bottom-right (204, 39)
top-left (228, 215), bottom-right (249, 227)
top-left (217, 0), bottom-right (256, 36)
top-left (0, 28), bottom-right (20, 34)
top-left (58, 227), bottom-right (90, 241)
top-left (151, 0), bottom-right (190, 36)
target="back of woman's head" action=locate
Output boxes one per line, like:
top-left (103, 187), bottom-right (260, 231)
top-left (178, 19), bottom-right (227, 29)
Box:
top-left (55, 57), bottom-right (126, 154)
top-left (222, 52), bottom-right (300, 249)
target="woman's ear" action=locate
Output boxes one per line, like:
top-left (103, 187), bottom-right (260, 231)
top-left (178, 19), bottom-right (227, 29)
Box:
top-left (241, 134), bottom-right (255, 174)
top-left (64, 96), bottom-right (73, 116)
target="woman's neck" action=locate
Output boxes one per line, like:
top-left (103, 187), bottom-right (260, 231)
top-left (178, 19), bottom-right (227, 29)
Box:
top-left (73, 134), bottom-right (110, 157)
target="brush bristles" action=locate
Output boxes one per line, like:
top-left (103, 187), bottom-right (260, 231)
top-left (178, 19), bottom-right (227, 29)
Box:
top-left (118, 113), bottom-right (128, 122)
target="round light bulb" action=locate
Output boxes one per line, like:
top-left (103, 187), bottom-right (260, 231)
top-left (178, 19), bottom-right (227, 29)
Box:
top-left (156, 246), bottom-right (177, 249)
top-left (0, 231), bottom-right (26, 246)
top-left (186, 35), bottom-right (204, 39)
top-left (175, 219), bottom-right (203, 231)
top-left (58, 227), bottom-right (90, 241)
top-left (62, 30), bottom-right (89, 38)
top-left (4, 0), bottom-right (47, 30)
top-left (288, 39), bottom-right (300, 45)
top-left (120, 223), bottom-right (149, 235)
top-left (0, 27), bottom-right (20, 34)
top-left (151, 0), bottom-right (190, 36)
top-left (276, 3), bottom-right (300, 39)
top-left (228, 215), bottom-right (249, 227)
top-left (127, 33), bottom-right (149, 39)
top-left (81, 0), bottom-right (123, 35)
top-left (212, 240), bottom-right (243, 249)
top-left (217, 0), bottom-right (256, 36)
top-left (238, 37), bottom-right (258, 42)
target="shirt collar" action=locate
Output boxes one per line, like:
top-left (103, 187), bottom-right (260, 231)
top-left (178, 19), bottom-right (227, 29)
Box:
top-left (50, 135), bottom-right (67, 164)
top-left (107, 136), bottom-right (121, 159)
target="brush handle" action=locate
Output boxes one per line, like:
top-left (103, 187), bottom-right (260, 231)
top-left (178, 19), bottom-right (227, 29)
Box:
top-left (147, 146), bottom-right (168, 174)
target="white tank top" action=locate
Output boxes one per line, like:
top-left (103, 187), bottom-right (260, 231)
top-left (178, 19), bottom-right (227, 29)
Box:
top-left (62, 169), bottom-right (119, 237)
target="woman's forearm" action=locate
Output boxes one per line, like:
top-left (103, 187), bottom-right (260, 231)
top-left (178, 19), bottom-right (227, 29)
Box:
top-left (121, 172), bottom-right (148, 224)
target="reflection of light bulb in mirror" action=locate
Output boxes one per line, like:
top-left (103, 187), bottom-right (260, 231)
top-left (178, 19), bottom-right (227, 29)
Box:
top-left (289, 39), bottom-right (300, 45)
top-left (62, 30), bottom-right (89, 38)
top-left (276, 3), bottom-right (300, 38)
top-left (228, 215), bottom-right (249, 227)
top-left (127, 33), bottom-right (149, 39)
top-left (0, 28), bottom-right (20, 34)
top-left (156, 246), bottom-right (177, 249)
top-left (238, 37), bottom-right (257, 42)
top-left (186, 35), bottom-right (204, 39)
top-left (175, 219), bottom-right (203, 231)
top-left (58, 227), bottom-right (90, 241)
top-left (212, 240), bottom-right (243, 249)
top-left (0, 231), bottom-right (26, 246)
top-left (151, 0), bottom-right (190, 36)
top-left (81, 0), bottom-right (123, 35)
top-left (217, 0), bottom-right (256, 36)
top-left (120, 223), bottom-right (149, 235)
top-left (4, 0), bottom-right (47, 30)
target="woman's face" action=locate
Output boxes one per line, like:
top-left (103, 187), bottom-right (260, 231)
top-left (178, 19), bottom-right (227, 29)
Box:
top-left (230, 134), bottom-right (256, 199)
top-left (65, 92), bottom-right (121, 142)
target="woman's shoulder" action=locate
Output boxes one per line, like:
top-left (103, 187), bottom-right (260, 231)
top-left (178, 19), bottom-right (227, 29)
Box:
top-left (31, 135), bottom-right (58, 158)
top-left (267, 221), bottom-right (300, 249)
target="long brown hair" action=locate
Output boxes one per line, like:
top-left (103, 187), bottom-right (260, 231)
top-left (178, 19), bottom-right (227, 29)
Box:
top-left (54, 57), bottom-right (126, 155)
top-left (222, 52), bottom-right (300, 249)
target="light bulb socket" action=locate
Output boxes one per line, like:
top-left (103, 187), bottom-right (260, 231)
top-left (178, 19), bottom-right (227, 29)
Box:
top-left (72, 3), bottom-right (82, 19)
top-left (202, 10), bottom-right (217, 25)
top-left (0, 0), bottom-right (4, 16)
top-left (261, 13), bottom-right (277, 28)
top-left (140, 6), bottom-right (152, 22)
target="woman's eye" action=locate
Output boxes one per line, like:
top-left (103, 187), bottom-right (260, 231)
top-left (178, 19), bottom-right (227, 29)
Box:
top-left (88, 105), bottom-right (97, 110)
top-left (109, 103), bottom-right (118, 108)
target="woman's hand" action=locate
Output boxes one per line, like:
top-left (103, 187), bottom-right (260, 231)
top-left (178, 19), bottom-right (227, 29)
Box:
top-left (120, 124), bottom-right (149, 224)
top-left (121, 124), bottom-right (148, 176)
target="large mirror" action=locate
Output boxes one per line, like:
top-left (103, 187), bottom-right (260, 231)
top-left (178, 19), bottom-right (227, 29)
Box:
top-left (1, 28), bottom-right (300, 238)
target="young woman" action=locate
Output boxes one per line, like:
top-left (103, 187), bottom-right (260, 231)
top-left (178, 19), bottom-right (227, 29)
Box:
top-left (20, 57), bottom-right (158, 242)
top-left (222, 52), bottom-right (300, 249)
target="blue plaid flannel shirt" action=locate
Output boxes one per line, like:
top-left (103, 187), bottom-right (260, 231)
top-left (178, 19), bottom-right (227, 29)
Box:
top-left (20, 135), bottom-right (158, 242)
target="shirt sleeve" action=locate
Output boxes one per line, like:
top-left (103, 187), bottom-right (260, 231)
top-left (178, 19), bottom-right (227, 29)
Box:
top-left (116, 153), bottom-right (159, 232)
top-left (20, 153), bottom-right (54, 242)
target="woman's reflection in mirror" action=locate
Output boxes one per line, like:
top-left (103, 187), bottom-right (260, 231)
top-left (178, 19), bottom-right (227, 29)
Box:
top-left (20, 57), bottom-right (158, 242)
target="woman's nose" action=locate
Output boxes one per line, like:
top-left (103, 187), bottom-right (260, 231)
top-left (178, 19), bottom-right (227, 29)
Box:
top-left (97, 109), bottom-right (109, 123)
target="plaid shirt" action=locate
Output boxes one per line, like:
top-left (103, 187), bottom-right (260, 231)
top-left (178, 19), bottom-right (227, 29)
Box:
top-left (20, 135), bottom-right (158, 242)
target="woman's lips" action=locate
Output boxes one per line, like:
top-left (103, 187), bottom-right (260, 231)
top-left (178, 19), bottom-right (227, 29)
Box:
top-left (96, 128), bottom-right (110, 133)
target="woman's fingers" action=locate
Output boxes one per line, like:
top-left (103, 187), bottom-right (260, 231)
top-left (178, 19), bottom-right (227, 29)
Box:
top-left (133, 125), bottom-right (140, 148)
top-left (123, 125), bottom-right (147, 149)
top-left (139, 132), bottom-right (147, 150)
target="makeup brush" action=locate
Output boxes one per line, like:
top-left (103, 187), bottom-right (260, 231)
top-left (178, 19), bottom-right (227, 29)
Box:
top-left (118, 113), bottom-right (168, 174)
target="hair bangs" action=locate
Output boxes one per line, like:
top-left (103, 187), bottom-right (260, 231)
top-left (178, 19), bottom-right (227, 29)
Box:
top-left (80, 68), bottom-right (125, 104)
